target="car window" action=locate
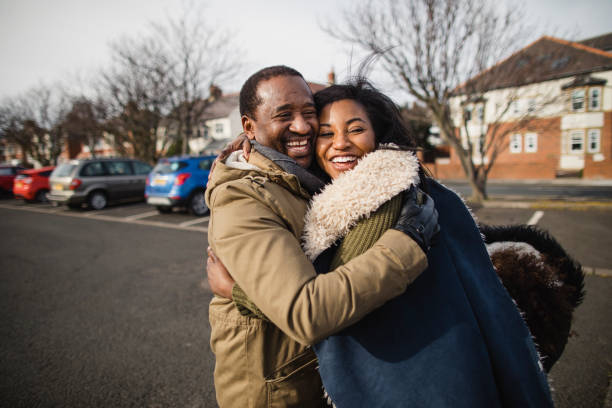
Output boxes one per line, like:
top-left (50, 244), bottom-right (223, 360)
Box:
top-left (199, 159), bottom-right (214, 170)
top-left (80, 162), bottom-right (107, 177)
top-left (54, 163), bottom-right (78, 177)
top-left (0, 168), bottom-right (13, 175)
top-left (40, 170), bottom-right (53, 177)
top-left (106, 161), bottom-right (134, 176)
top-left (133, 161), bottom-right (152, 175)
top-left (153, 161), bottom-right (188, 174)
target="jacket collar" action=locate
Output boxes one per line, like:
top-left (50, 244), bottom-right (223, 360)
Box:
top-left (302, 148), bottom-right (420, 260)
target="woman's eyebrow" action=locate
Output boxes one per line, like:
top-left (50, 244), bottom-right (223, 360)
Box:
top-left (346, 117), bottom-right (366, 124)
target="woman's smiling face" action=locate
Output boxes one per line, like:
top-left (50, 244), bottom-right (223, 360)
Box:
top-left (316, 99), bottom-right (376, 179)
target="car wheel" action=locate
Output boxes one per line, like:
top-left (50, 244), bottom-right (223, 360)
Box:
top-left (189, 190), bottom-right (208, 216)
top-left (35, 189), bottom-right (49, 203)
top-left (88, 191), bottom-right (107, 210)
top-left (156, 206), bottom-right (172, 214)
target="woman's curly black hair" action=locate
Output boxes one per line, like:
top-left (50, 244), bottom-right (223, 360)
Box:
top-left (313, 78), bottom-right (430, 188)
top-left (313, 77), bottom-right (418, 150)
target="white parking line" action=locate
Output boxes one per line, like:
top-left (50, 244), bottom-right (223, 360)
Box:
top-left (0, 203), bottom-right (208, 233)
top-left (179, 216), bottom-right (210, 227)
top-left (124, 211), bottom-right (159, 221)
top-left (527, 210), bottom-right (544, 225)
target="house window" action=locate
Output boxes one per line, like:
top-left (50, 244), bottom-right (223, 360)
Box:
top-left (587, 129), bottom-right (601, 153)
top-left (477, 105), bottom-right (484, 121)
top-left (569, 130), bottom-right (584, 153)
top-left (525, 133), bottom-right (538, 153)
top-left (512, 100), bottom-right (520, 115)
top-left (571, 90), bottom-right (585, 112)
top-left (589, 88), bottom-right (601, 111)
top-left (463, 106), bottom-right (472, 122)
top-left (215, 123), bottom-right (224, 134)
top-left (527, 99), bottom-right (536, 114)
top-left (510, 134), bottom-right (522, 153)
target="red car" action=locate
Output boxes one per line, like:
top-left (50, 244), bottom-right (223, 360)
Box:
top-left (13, 166), bottom-right (55, 202)
top-left (0, 165), bottom-right (26, 195)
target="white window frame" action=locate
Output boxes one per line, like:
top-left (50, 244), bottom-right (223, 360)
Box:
top-left (589, 87), bottom-right (601, 111)
top-left (571, 89), bottom-right (585, 112)
top-left (569, 130), bottom-right (585, 153)
top-left (510, 133), bottom-right (522, 153)
top-left (587, 129), bottom-right (601, 153)
top-left (525, 133), bottom-right (538, 153)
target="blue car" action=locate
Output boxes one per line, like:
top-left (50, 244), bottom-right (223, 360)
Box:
top-left (145, 155), bottom-right (215, 216)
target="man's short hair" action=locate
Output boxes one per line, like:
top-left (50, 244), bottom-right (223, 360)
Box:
top-left (239, 65), bottom-right (305, 119)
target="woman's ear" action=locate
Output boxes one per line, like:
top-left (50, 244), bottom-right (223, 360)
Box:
top-left (241, 115), bottom-right (256, 140)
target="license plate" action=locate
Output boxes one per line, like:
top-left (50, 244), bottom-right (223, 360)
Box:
top-left (53, 183), bottom-right (63, 191)
top-left (15, 182), bottom-right (22, 188)
top-left (152, 177), bottom-right (167, 186)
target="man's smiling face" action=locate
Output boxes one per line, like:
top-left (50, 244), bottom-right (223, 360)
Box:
top-left (243, 75), bottom-right (318, 168)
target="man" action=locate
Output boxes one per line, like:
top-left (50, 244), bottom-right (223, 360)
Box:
top-left (205, 66), bottom-right (437, 407)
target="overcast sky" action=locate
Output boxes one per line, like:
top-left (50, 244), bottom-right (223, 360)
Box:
top-left (0, 0), bottom-right (611, 102)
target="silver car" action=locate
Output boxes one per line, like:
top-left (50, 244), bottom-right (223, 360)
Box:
top-left (47, 158), bottom-right (152, 210)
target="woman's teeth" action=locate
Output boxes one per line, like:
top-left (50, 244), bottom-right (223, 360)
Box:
top-left (286, 140), bottom-right (308, 147)
top-left (331, 156), bottom-right (356, 163)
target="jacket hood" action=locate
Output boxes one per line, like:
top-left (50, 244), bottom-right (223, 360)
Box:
top-left (302, 148), bottom-right (420, 260)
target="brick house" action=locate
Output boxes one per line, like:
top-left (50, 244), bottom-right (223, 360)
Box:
top-left (429, 33), bottom-right (612, 180)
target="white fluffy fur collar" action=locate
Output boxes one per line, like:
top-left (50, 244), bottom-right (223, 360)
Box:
top-left (302, 148), bottom-right (420, 260)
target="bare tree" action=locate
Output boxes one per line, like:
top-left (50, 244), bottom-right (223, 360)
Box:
top-left (154, 1), bottom-right (243, 155)
top-left (23, 85), bottom-right (71, 165)
top-left (325, 0), bottom-right (549, 201)
top-left (98, 1), bottom-right (242, 162)
top-left (0, 97), bottom-right (33, 166)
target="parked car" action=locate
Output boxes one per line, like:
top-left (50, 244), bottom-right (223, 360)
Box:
top-left (145, 155), bottom-right (215, 216)
top-left (13, 166), bottom-right (55, 202)
top-left (47, 158), bottom-right (152, 210)
top-left (0, 165), bottom-right (26, 196)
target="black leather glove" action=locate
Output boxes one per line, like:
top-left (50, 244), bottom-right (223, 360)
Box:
top-left (391, 186), bottom-right (440, 252)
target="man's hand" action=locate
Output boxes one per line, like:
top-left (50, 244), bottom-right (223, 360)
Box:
top-left (207, 246), bottom-right (236, 299)
top-left (208, 133), bottom-right (252, 181)
top-left (392, 186), bottom-right (440, 252)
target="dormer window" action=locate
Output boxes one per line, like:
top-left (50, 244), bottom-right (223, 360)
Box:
top-left (571, 90), bottom-right (585, 112)
top-left (589, 88), bottom-right (601, 111)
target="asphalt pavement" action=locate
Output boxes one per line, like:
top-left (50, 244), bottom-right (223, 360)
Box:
top-left (0, 197), bottom-right (610, 407)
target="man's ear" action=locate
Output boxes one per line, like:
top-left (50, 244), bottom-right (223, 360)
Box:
top-left (241, 115), bottom-right (256, 140)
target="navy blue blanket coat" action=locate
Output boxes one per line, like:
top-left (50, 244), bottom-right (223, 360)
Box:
top-left (315, 181), bottom-right (554, 407)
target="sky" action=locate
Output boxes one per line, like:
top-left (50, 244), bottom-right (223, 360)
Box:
top-left (0, 0), bottom-right (611, 103)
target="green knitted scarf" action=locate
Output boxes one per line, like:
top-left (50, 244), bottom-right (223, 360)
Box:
top-left (231, 194), bottom-right (403, 320)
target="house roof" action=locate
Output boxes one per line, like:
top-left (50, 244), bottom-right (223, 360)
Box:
top-left (197, 93), bottom-right (240, 121)
top-left (456, 35), bottom-right (612, 93)
top-left (580, 33), bottom-right (612, 53)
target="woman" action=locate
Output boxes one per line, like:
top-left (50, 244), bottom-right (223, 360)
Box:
top-left (208, 79), bottom-right (565, 407)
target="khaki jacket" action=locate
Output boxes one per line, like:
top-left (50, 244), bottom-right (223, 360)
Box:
top-left (206, 151), bottom-right (427, 407)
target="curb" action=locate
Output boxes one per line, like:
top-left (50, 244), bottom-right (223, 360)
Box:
top-left (478, 200), bottom-right (612, 210)
top-left (582, 266), bottom-right (612, 278)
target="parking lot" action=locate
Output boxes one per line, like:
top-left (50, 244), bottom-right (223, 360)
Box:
top-left (1, 197), bottom-right (611, 407)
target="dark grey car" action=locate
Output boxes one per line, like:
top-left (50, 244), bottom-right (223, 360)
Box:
top-left (47, 158), bottom-right (152, 210)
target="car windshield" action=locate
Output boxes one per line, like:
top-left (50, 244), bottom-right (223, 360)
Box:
top-left (53, 163), bottom-right (77, 177)
top-left (153, 161), bottom-right (188, 174)
top-left (0, 168), bottom-right (14, 175)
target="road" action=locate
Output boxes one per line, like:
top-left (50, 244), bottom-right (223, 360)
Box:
top-left (0, 199), bottom-right (610, 407)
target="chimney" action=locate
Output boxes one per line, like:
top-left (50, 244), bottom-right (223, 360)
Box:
top-left (327, 69), bottom-right (336, 86)
top-left (208, 84), bottom-right (222, 102)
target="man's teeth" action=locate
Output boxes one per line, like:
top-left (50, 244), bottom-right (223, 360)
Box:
top-left (286, 140), bottom-right (308, 147)
top-left (331, 156), bottom-right (357, 163)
